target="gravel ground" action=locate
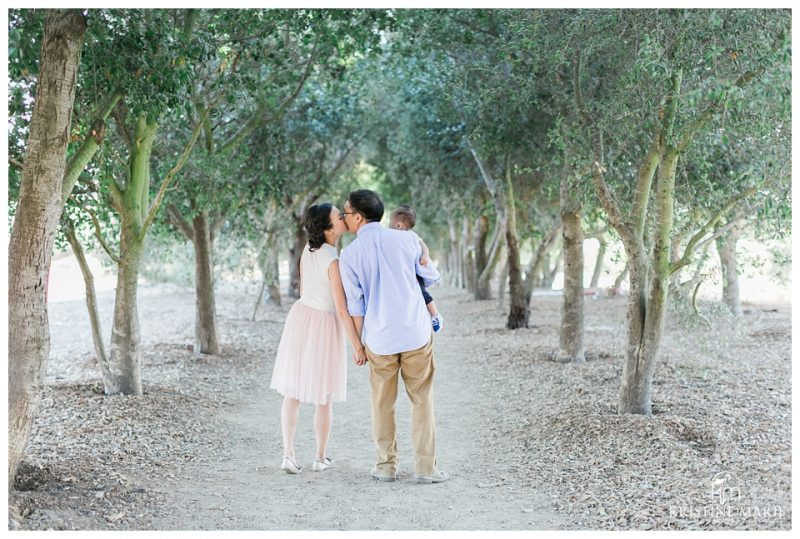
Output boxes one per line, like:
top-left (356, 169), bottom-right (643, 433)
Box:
top-left (462, 292), bottom-right (792, 530)
top-left (7, 281), bottom-right (791, 530)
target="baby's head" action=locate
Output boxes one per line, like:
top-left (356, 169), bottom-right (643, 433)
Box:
top-left (389, 205), bottom-right (417, 231)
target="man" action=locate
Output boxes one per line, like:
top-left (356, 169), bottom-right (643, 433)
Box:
top-left (339, 189), bottom-right (449, 484)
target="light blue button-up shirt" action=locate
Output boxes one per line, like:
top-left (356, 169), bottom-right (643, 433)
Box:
top-left (339, 222), bottom-right (440, 355)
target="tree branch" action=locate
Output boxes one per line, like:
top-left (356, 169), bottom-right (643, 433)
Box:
top-left (469, 143), bottom-right (498, 196)
top-left (263, 33), bottom-right (319, 123)
top-left (589, 145), bottom-right (632, 247)
top-left (140, 100), bottom-right (214, 239)
top-left (525, 220), bottom-right (562, 277)
top-left (112, 100), bottom-right (133, 151)
top-left (103, 175), bottom-right (125, 213)
top-left (469, 143), bottom-right (509, 237)
top-left (675, 68), bottom-right (765, 154)
top-left (584, 224), bottom-right (609, 240)
top-left (210, 211), bottom-right (226, 244)
top-left (694, 215), bottom-right (743, 253)
top-left (167, 203), bottom-right (195, 241)
top-left (80, 205), bottom-right (121, 264)
top-left (572, 47), bottom-right (592, 127)
top-left (447, 14), bottom-right (500, 39)
top-left (573, 47), bottom-right (633, 246)
top-left (669, 185), bottom-right (759, 276)
top-left (478, 221), bottom-right (505, 284)
top-left (193, 96), bottom-right (215, 154)
top-left (62, 90), bottom-right (124, 205)
top-left (326, 135), bottom-right (364, 181)
top-left (218, 35), bottom-right (318, 154)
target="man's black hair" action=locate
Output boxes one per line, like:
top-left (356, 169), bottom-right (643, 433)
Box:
top-left (348, 189), bottom-right (384, 223)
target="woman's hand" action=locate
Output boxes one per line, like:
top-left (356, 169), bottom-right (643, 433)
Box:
top-left (353, 345), bottom-right (368, 366)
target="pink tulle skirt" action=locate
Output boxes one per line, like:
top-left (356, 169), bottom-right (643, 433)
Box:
top-left (270, 300), bottom-right (347, 405)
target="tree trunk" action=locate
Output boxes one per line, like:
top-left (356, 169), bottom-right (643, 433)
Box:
top-left (288, 215), bottom-right (306, 299)
top-left (496, 257), bottom-right (509, 307)
top-left (475, 225), bottom-right (504, 300)
top-left (263, 202), bottom-right (282, 306)
top-left (613, 260), bottom-right (629, 291)
top-left (590, 235), bottom-right (607, 288)
top-left (536, 253), bottom-right (549, 288)
top-left (447, 218), bottom-right (462, 288)
top-left (166, 203), bottom-right (221, 355)
top-left (462, 216), bottom-right (475, 292)
top-left (8, 9), bottom-right (86, 488)
top-left (619, 150), bottom-right (678, 415)
top-left (618, 256), bottom-right (650, 414)
top-left (524, 222), bottom-right (561, 305)
top-left (473, 215), bottom-right (492, 299)
top-left (252, 281), bottom-right (267, 321)
top-left (253, 230), bottom-right (282, 320)
top-left (66, 225), bottom-right (113, 385)
top-left (558, 205), bottom-right (585, 363)
top-left (268, 261), bottom-right (282, 305)
top-left (504, 160), bottom-right (528, 329)
top-left (469, 147), bottom-right (527, 326)
top-left (716, 222), bottom-right (742, 317)
top-left (252, 202), bottom-right (282, 320)
top-left (541, 250), bottom-right (561, 289)
top-left (105, 113), bottom-right (158, 396)
top-left (192, 211), bottom-right (220, 354)
top-left (106, 223), bottom-right (145, 395)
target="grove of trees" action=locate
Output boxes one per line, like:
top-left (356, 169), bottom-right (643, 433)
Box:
top-left (7, 8), bottom-right (791, 487)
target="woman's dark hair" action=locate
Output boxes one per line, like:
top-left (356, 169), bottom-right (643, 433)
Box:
top-left (348, 189), bottom-right (384, 223)
top-left (304, 203), bottom-right (333, 252)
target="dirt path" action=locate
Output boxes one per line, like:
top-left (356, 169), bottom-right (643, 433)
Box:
top-left (150, 287), bottom-right (567, 530)
top-left (14, 275), bottom-right (789, 530)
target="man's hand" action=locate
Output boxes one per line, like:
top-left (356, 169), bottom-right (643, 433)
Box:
top-left (420, 254), bottom-right (430, 266)
top-left (353, 345), bottom-right (368, 366)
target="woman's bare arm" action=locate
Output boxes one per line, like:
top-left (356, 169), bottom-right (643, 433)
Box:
top-left (329, 260), bottom-right (366, 361)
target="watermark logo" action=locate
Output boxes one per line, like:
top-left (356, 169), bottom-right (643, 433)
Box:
top-left (709, 471), bottom-right (741, 505)
top-left (668, 470), bottom-right (783, 525)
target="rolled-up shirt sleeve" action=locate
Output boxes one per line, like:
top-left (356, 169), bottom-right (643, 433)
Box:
top-left (339, 255), bottom-right (366, 316)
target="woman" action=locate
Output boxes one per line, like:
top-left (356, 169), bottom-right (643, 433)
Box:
top-left (270, 203), bottom-right (366, 474)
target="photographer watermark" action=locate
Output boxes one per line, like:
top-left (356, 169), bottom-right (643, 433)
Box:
top-left (668, 471), bottom-right (783, 522)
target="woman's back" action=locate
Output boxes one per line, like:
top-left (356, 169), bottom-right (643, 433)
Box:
top-left (298, 243), bottom-right (337, 312)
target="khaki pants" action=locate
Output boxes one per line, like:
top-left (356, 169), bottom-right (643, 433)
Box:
top-left (366, 338), bottom-right (436, 476)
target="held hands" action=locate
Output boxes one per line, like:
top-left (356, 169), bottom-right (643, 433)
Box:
top-left (353, 345), bottom-right (368, 366)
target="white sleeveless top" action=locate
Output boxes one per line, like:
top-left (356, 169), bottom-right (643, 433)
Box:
top-left (298, 243), bottom-right (338, 312)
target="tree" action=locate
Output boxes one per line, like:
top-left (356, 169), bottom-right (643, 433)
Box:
top-left (354, 47), bottom-right (488, 297)
top-left (408, 9), bottom-right (562, 328)
top-left (571, 9), bottom-right (790, 414)
top-left (45, 9), bottom-right (215, 395)
top-left (163, 9), bottom-right (321, 352)
top-left (8, 8), bottom-right (87, 488)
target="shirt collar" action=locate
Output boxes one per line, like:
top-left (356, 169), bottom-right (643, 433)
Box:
top-left (357, 222), bottom-right (382, 236)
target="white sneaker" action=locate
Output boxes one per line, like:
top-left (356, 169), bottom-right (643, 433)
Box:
top-left (281, 456), bottom-right (302, 474)
top-left (414, 469), bottom-right (450, 484)
top-left (312, 457), bottom-right (334, 472)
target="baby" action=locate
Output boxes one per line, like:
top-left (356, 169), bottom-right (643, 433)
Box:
top-left (389, 204), bottom-right (443, 333)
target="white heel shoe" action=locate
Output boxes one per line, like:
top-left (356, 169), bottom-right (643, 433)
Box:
top-left (312, 457), bottom-right (334, 472)
top-left (281, 456), bottom-right (302, 474)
